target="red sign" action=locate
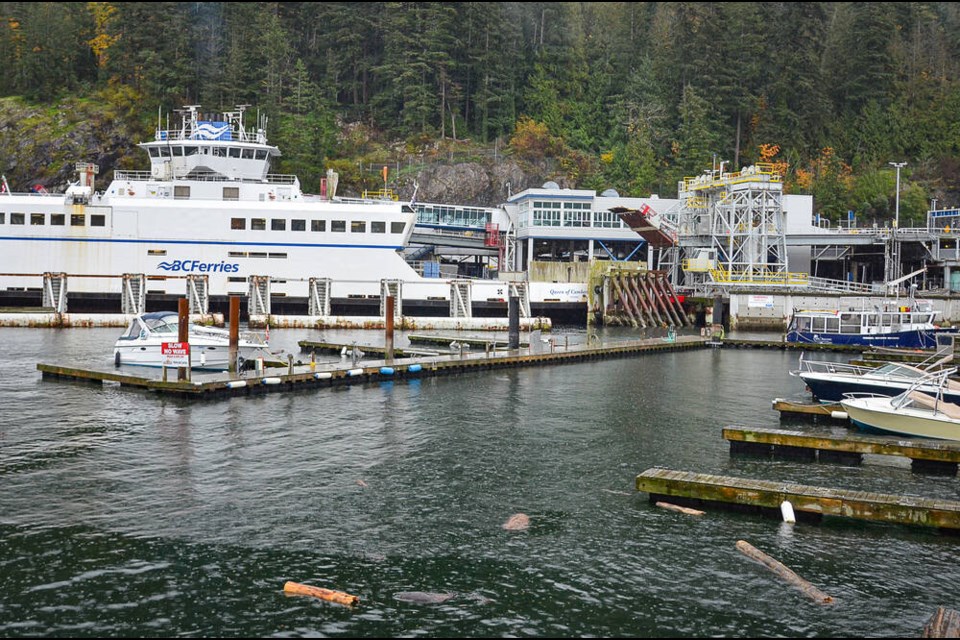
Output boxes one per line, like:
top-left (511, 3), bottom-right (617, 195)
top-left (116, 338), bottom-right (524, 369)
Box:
top-left (161, 342), bottom-right (190, 367)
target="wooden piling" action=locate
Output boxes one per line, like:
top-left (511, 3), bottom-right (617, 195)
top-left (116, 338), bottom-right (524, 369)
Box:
top-left (228, 296), bottom-right (239, 373)
top-left (385, 295), bottom-right (395, 362)
top-left (178, 298), bottom-right (189, 381)
top-left (923, 606), bottom-right (960, 637)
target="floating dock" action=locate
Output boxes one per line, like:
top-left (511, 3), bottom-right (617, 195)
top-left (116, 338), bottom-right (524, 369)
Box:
top-left (635, 468), bottom-right (960, 531)
top-left (772, 398), bottom-right (848, 422)
top-left (717, 338), bottom-right (865, 353)
top-left (38, 335), bottom-right (708, 400)
top-left (723, 426), bottom-right (960, 474)
top-left (297, 340), bottom-right (440, 358)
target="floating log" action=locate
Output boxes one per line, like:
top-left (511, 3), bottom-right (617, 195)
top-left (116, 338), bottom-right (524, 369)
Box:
top-left (283, 581), bottom-right (360, 606)
top-left (923, 606), bottom-right (960, 637)
top-left (502, 513), bottom-right (530, 531)
top-left (735, 540), bottom-right (833, 605)
top-left (656, 501), bottom-right (705, 516)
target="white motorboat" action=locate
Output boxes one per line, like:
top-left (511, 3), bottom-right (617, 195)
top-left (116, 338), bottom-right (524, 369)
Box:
top-left (114, 311), bottom-right (271, 370)
top-left (839, 368), bottom-right (960, 441)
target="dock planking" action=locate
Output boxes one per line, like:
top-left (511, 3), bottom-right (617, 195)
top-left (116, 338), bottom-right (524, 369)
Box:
top-left (724, 426), bottom-right (960, 474)
top-left (636, 468), bottom-right (960, 531)
top-left (38, 335), bottom-right (709, 400)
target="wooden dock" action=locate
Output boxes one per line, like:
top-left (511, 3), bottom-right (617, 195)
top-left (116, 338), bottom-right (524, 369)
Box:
top-left (406, 333), bottom-right (529, 348)
top-left (636, 468), bottom-right (960, 531)
top-left (38, 334), bottom-right (709, 400)
top-left (719, 338), bottom-right (865, 353)
top-left (772, 398), bottom-right (849, 422)
top-left (297, 340), bottom-right (440, 358)
top-left (723, 426), bottom-right (960, 474)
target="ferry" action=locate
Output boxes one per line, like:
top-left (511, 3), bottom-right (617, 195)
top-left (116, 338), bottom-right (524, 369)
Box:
top-left (0, 105), bottom-right (529, 317)
top-left (784, 296), bottom-right (958, 349)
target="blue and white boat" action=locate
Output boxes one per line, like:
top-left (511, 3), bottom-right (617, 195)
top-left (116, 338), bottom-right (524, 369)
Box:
top-left (785, 297), bottom-right (958, 349)
top-left (791, 354), bottom-right (960, 404)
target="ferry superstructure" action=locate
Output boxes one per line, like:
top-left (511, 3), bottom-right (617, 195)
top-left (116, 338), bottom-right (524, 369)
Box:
top-left (0, 105), bottom-right (424, 302)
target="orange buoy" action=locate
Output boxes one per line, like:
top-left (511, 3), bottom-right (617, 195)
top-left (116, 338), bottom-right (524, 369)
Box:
top-left (283, 581), bottom-right (360, 606)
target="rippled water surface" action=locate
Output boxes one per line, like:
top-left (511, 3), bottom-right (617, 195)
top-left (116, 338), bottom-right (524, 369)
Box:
top-left (1, 326), bottom-right (959, 637)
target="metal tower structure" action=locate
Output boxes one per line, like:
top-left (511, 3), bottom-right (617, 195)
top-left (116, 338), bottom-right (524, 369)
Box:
top-left (676, 163), bottom-right (788, 290)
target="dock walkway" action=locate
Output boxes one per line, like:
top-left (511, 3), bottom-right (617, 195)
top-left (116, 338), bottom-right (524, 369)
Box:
top-left (636, 468), bottom-right (960, 530)
top-left (38, 335), bottom-right (708, 400)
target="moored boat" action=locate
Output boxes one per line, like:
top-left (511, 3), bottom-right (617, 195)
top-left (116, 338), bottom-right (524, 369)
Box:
top-left (840, 368), bottom-right (960, 441)
top-left (791, 354), bottom-right (960, 404)
top-left (785, 296), bottom-right (958, 349)
top-left (114, 311), bottom-right (271, 370)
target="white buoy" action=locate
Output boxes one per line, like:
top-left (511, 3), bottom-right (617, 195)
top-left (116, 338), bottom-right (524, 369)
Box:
top-left (314, 372), bottom-right (332, 380)
top-left (261, 377), bottom-right (282, 385)
top-left (830, 410), bottom-right (848, 420)
top-left (225, 380), bottom-right (247, 389)
top-left (346, 368), bottom-right (364, 377)
top-left (780, 500), bottom-right (797, 524)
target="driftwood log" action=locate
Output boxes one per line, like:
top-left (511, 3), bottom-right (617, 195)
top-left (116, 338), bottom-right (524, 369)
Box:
top-left (656, 501), bottom-right (705, 516)
top-left (735, 540), bottom-right (834, 605)
top-left (923, 606), bottom-right (960, 637)
top-left (283, 581), bottom-right (360, 606)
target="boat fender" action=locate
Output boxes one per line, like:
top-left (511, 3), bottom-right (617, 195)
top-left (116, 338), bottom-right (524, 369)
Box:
top-left (314, 372), bottom-right (333, 380)
top-left (830, 410), bottom-right (848, 420)
top-left (379, 366), bottom-right (395, 376)
top-left (780, 500), bottom-right (796, 524)
top-left (408, 364), bottom-right (422, 374)
top-left (346, 368), bottom-right (364, 377)
top-left (114, 351), bottom-right (121, 367)
top-left (225, 380), bottom-right (247, 389)
top-left (261, 377), bottom-right (282, 385)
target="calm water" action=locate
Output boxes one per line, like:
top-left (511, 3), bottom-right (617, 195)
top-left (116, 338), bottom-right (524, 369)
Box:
top-left (1, 325), bottom-right (959, 637)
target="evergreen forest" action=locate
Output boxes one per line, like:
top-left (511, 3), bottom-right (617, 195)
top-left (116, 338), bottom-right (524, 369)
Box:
top-left (3, 2), bottom-right (960, 225)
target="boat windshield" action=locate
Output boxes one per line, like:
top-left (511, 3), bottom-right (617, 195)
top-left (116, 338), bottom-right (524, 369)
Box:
top-left (143, 314), bottom-right (180, 334)
top-left (872, 363), bottom-right (926, 378)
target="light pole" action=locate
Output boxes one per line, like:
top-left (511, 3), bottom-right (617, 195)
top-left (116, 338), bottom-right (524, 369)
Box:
top-left (889, 161), bottom-right (906, 228)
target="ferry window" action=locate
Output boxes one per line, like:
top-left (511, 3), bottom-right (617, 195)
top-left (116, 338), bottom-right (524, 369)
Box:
top-left (70, 214), bottom-right (84, 226)
top-left (228, 277), bottom-right (245, 283)
top-left (148, 147), bottom-right (160, 158)
top-left (222, 187), bottom-right (239, 201)
top-left (251, 218), bottom-right (266, 231)
top-left (292, 219), bottom-right (306, 231)
top-left (332, 220), bottom-right (346, 232)
top-left (50, 214), bottom-right (64, 225)
top-left (184, 146), bottom-right (199, 156)
top-left (212, 147), bottom-right (226, 157)
top-left (90, 214), bottom-right (105, 227)
top-left (248, 252), bottom-right (267, 258)
top-left (158, 147), bottom-right (171, 158)
top-left (825, 317), bottom-right (839, 333)
top-left (271, 219), bottom-right (286, 231)
top-left (795, 317), bottom-right (810, 331)
top-left (351, 221), bottom-right (366, 233)
top-left (147, 249), bottom-right (167, 256)
top-left (255, 150), bottom-right (267, 160)
top-left (229, 147), bottom-right (241, 158)
top-left (0, 212), bottom-right (4, 224)
top-left (172, 146), bottom-right (184, 156)
top-left (30, 213), bottom-right (44, 225)
top-left (371, 221), bottom-right (386, 233)
top-left (10, 212), bottom-right (24, 224)
top-left (839, 313), bottom-right (858, 333)
top-left (391, 221), bottom-right (406, 234)
top-left (174, 186), bottom-right (191, 199)
top-left (228, 252), bottom-right (246, 258)
top-left (242, 149), bottom-right (254, 159)
top-left (268, 253), bottom-right (287, 259)
top-left (311, 220), bottom-right (326, 232)
top-left (231, 218), bottom-right (246, 230)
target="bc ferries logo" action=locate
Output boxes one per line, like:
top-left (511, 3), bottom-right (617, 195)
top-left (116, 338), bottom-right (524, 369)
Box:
top-left (192, 121), bottom-right (232, 141)
top-left (158, 259), bottom-right (239, 273)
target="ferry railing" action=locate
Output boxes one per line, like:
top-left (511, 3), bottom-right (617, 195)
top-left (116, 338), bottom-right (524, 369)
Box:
top-left (114, 170), bottom-right (298, 185)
